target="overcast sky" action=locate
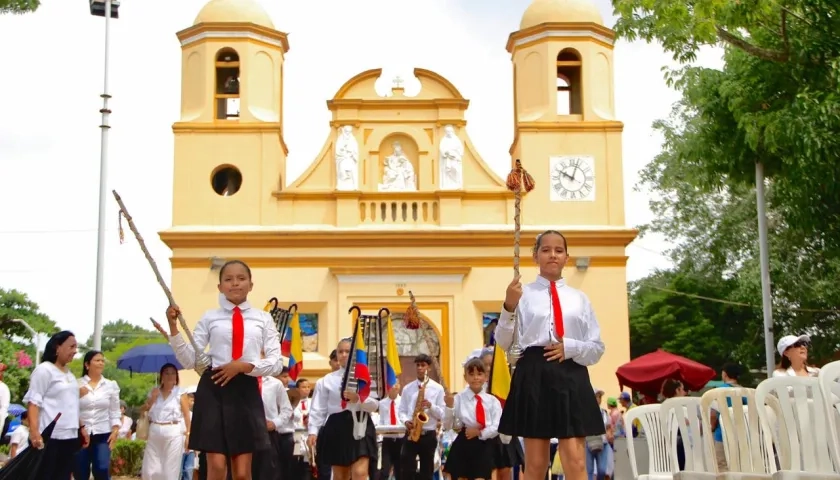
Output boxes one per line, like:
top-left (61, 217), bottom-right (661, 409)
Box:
top-left (0, 0), bottom-right (721, 342)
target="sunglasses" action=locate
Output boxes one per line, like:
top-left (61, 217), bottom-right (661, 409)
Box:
top-left (791, 341), bottom-right (810, 349)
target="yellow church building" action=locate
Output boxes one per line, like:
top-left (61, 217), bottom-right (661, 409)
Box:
top-left (160, 0), bottom-right (637, 392)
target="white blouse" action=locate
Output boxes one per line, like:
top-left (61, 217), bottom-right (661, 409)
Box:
top-left (378, 395), bottom-right (402, 438)
top-left (495, 276), bottom-right (605, 366)
top-left (119, 415), bottom-right (133, 438)
top-left (170, 297), bottom-right (282, 377)
top-left (23, 362), bottom-right (79, 440)
top-left (772, 366), bottom-right (820, 377)
top-left (262, 376), bottom-right (294, 433)
top-left (307, 369), bottom-right (379, 435)
top-left (398, 378), bottom-right (446, 432)
top-left (79, 376), bottom-right (122, 435)
top-left (148, 386), bottom-right (184, 424)
top-left (443, 388), bottom-right (502, 441)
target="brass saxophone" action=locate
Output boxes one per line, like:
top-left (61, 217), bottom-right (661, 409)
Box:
top-left (408, 374), bottom-right (430, 442)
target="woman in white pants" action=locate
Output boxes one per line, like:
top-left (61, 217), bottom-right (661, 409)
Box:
top-left (140, 363), bottom-right (192, 480)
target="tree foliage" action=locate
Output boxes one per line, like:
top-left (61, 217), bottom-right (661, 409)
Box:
top-left (0, 288), bottom-right (59, 341)
top-left (84, 318), bottom-right (163, 353)
top-left (613, 0), bottom-right (840, 253)
top-left (0, 0), bottom-right (39, 14)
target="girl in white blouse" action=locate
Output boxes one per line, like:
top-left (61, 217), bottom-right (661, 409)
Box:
top-left (139, 362), bottom-right (191, 480)
top-left (74, 349), bottom-right (122, 480)
top-left (23, 330), bottom-right (90, 480)
top-left (495, 230), bottom-right (606, 480)
top-left (307, 338), bottom-right (379, 480)
top-left (443, 358), bottom-right (502, 480)
top-left (167, 260), bottom-right (282, 480)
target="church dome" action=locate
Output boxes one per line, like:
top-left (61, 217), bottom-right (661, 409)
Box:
top-left (519, 0), bottom-right (604, 30)
top-left (194, 0), bottom-right (275, 29)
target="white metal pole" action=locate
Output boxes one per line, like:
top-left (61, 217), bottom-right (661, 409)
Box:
top-left (755, 162), bottom-right (776, 377)
top-left (92, 0), bottom-right (113, 351)
top-left (12, 319), bottom-right (40, 365)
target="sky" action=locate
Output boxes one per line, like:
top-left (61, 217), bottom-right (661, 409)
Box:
top-left (0, 0), bottom-right (722, 343)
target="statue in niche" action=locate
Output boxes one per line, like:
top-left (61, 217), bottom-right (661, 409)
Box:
top-left (334, 125), bottom-right (359, 191)
top-left (439, 125), bottom-right (464, 190)
top-left (378, 141), bottom-right (417, 192)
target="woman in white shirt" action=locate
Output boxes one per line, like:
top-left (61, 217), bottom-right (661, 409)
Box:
top-left (307, 337), bottom-right (379, 480)
top-left (74, 349), bottom-right (122, 480)
top-left (23, 330), bottom-right (90, 480)
top-left (495, 231), bottom-right (606, 480)
top-left (118, 400), bottom-right (133, 439)
top-left (139, 362), bottom-right (192, 480)
top-left (166, 260), bottom-right (282, 480)
top-left (773, 334), bottom-right (820, 377)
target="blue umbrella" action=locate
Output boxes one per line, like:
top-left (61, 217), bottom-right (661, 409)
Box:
top-left (8, 403), bottom-right (26, 417)
top-left (117, 343), bottom-right (183, 374)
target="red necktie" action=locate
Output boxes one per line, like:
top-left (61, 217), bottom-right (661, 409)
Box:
top-left (257, 377), bottom-right (262, 394)
top-left (302, 400), bottom-right (306, 410)
top-left (475, 395), bottom-right (485, 429)
top-left (549, 281), bottom-right (565, 339)
top-left (390, 401), bottom-right (397, 425)
top-left (232, 306), bottom-right (244, 360)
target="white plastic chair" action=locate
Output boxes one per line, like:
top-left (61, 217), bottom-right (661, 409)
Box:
top-left (660, 396), bottom-right (717, 480)
top-left (818, 361), bottom-right (840, 471)
top-left (755, 375), bottom-right (840, 480)
top-left (625, 404), bottom-right (674, 480)
top-left (700, 387), bottom-right (774, 479)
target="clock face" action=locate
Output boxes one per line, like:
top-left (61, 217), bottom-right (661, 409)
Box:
top-left (549, 156), bottom-right (595, 202)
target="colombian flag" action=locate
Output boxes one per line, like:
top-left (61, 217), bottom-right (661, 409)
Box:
top-left (352, 317), bottom-right (371, 401)
top-left (384, 314), bottom-right (402, 390)
top-left (287, 312), bottom-right (304, 381)
top-left (487, 344), bottom-right (511, 407)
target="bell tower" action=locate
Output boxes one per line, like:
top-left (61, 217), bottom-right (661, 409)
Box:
top-left (508, 0), bottom-right (625, 227)
top-left (171, 0), bottom-right (289, 226)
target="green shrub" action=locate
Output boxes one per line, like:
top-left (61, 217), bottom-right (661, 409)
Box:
top-left (110, 439), bottom-right (145, 476)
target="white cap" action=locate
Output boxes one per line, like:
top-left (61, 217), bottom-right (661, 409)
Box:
top-left (776, 334), bottom-right (810, 356)
top-left (463, 348), bottom-right (485, 366)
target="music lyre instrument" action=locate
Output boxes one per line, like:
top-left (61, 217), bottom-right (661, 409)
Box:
top-left (113, 190), bottom-right (210, 375)
top-left (404, 291), bottom-right (449, 395)
top-left (407, 373), bottom-right (430, 442)
top-left (341, 306), bottom-right (389, 439)
top-left (504, 159), bottom-right (535, 366)
top-left (342, 306), bottom-right (367, 440)
top-left (263, 298), bottom-right (297, 345)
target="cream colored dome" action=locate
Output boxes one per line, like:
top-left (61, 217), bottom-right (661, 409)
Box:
top-left (519, 0), bottom-right (604, 30)
top-left (194, 0), bottom-right (275, 29)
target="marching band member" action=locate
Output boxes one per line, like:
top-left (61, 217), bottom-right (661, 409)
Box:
top-left (442, 358), bottom-right (501, 480)
top-left (377, 383), bottom-right (403, 480)
top-left (253, 359), bottom-right (294, 480)
top-left (166, 259), bottom-right (282, 480)
top-left (313, 349), bottom-right (341, 480)
top-left (307, 338), bottom-right (379, 480)
top-left (495, 230), bottom-right (606, 480)
top-left (399, 354), bottom-right (446, 480)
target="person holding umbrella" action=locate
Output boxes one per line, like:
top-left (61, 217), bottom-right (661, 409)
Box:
top-left (22, 331), bottom-right (89, 480)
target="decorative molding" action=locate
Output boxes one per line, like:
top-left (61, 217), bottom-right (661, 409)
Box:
top-left (333, 273), bottom-right (466, 284)
top-left (326, 99), bottom-right (469, 112)
top-left (176, 23), bottom-right (289, 52)
top-left (271, 189), bottom-right (510, 201)
top-left (171, 122), bottom-right (289, 155)
top-left (506, 23), bottom-right (616, 53)
top-left (169, 256), bottom-right (629, 269)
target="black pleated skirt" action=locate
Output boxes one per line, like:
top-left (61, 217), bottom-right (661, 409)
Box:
top-left (189, 370), bottom-right (269, 455)
top-left (317, 410), bottom-right (377, 467)
top-left (443, 431), bottom-right (493, 480)
top-left (499, 347), bottom-right (605, 439)
top-left (490, 437), bottom-right (515, 469)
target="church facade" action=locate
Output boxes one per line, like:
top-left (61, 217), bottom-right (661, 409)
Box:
top-left (161, 0), bottom-right (637, 392)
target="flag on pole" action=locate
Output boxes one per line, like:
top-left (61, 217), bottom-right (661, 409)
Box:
top-left (384, 314), bottom-right (402, 389)
top-left (287, 312), bottom-right (304, 381)
top-left (487, 343), bottom-right (511, 406)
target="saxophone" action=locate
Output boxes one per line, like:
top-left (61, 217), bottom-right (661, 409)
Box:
top-left (408, 374), bottom-right (430, 442)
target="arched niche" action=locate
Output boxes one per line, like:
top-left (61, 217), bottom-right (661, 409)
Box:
top-left (388, 311), bottom-right (442, 387)
top-left (378, 133), bottom-right (420, 190)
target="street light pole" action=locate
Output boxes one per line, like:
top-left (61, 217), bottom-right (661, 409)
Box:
top-left (90, 0), bottom-right (120, 351)
top-left (11, 319), bottom-right (40, 365)
top-left (755, 161), bottom-right (776, 377)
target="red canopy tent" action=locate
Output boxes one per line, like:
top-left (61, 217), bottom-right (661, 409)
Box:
top-left (616, 349), bottom-right (717, 395)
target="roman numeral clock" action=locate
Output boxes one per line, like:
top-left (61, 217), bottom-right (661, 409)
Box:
top-left (549, 155), bottom-right (595, 202)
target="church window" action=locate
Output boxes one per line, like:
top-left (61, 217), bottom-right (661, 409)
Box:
top-left (215, 48), bottom-right (240, 120)
top-left (556, 49), bottom-right (582, 115)
top-left (211, 165), bottom-right (242, 196)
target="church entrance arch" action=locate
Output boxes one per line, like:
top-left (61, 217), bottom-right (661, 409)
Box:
top-left (389, 312), bottom-right (442, 388)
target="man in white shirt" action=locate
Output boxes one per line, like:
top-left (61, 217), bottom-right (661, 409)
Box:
top-left (378, 383), bottom-right (402, 480)
top-left (0, 363), bottom-right (10, 442)
top-left (399, 354), bottom-right (446, 480)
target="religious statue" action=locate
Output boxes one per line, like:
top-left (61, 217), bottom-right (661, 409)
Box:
top-left (334, 125), bottom-right (359, 191)
top-left (378, 141), bottom-right (417, 192)
top-left (439, 125), bottom-right (464, 190)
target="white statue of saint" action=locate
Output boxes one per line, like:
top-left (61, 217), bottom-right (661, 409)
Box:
top-left (439, 125), bottom-right (464, 190)
top-left (334, 125), bottom-right (359, 190)
top-left (378, 141), bottom-right (417, 192)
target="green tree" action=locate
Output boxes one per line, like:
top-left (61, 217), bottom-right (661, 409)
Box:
top-left (0, 0), bottom-right (40, 14)
top-left (612, 0), bottom-right (840, 254)
top-left (0, 288), bottom-right (59, 341)
top-left (0, 338), bottom-right (33, 402)
top-left (70, 337), bottom-right (163, 407)
top-left (84, 319), bottom-right (162, 353)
